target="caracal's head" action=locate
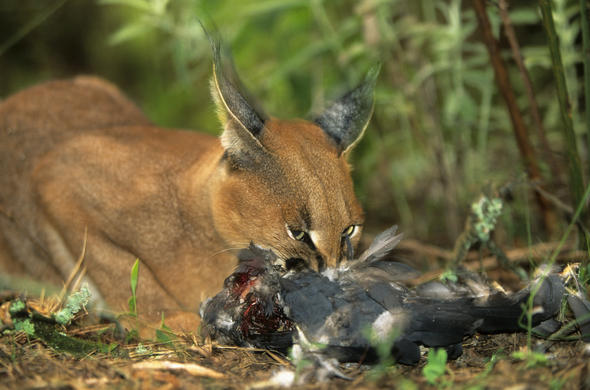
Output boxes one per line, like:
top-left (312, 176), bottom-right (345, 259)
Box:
top-left (208, 36), bottom-right (377, 271)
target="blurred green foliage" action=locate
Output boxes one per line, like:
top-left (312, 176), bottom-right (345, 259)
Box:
top-left (0, 0), bottom-right (586, 247)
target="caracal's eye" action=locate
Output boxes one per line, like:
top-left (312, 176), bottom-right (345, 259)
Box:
top-left (342, 225), bottom-right (358, 237)
top-left (286, 224), bottom-right (317, 250)
top-left (287, 227), bottom-right (306, 241)
top-left (341, 224), bottom-right (359, 261)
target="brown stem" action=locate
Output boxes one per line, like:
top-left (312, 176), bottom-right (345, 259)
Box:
top-left (401, 239), bottom-right (583, 286)
top-left (399, 238), bottom-right (579, 264)
top-left (498, 0), bottom-right (560, 182)
top-left (472, 0), bottom-right (556, 234)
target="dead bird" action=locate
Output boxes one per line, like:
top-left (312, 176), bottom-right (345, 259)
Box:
top-left (200, 226), bottom-right (565, 365)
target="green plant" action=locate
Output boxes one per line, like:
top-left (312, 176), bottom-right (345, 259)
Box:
top-left (5, 297), bottom-right (123, 357)
top-left (13, 318), bottom-right (35, 337)
top-left (155, 313), bottom-right (177, 346)
top-left (579, 263), bottom-right (590, 288)
top-left (422, 348), bottom-right (448, 385)
top-left (288, 328), bottom-right (326, 379)
top-left (581, 0), bottom-right (590, 170)
top-left (539, 0), bottom-right (585, 229)
top-left (2, 0), bottom-right (588, 247)
top-left (549, 376), bottom-right (568, 390)
top-left (128, 258), bottom-right (140, 317)
top-left (439, 269), bottom-right (458, 283)
top-left (0, 0), bottom-right (69, 57)
top-left (289, 345), bottom-right (313, 379)
top-left (398, 379), bottom-right (418, 390)
top-left (511, 349), bottom-right (548, 369)
top-left (520, 181), bottom-right (590, 348)
top-left (7, 300), bottom-right (35, 337)
top-left (363, 323), bottom-right (400, 380)
top-left (54, 284), bottom-right (91, 326)
top-left (465, 352), bottom-right (503, 390)
top-left (134, 342), bottom-right (152, 356)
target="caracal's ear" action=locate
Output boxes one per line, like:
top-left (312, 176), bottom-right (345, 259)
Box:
top-left (207, 31), bottom-right (268, 163)
top-left (314, 66), bottom-right (379, 155)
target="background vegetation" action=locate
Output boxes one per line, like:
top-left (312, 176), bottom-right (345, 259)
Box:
top-left (1, 0), bottom-right (587, 250)
top-left (1, 3), bottom-right (589, 388)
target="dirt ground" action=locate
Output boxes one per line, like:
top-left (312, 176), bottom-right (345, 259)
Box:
top-left (0, 311), bottom-right (588, 389)
top-left (1, 243), bottom-right (588, 390)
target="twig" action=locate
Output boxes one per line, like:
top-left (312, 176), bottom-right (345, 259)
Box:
top-left (57, 227), bottom-right (88, 309)
top-left (470, 248), bottom-right (587, 271)
top-left (531, 182), bottom-right (590, 236)
top-left (398, 239), bottom-right (453, 261)
top-left (406, 247), bottom-right (586, 287)
top-left (472, 0), bottom-right (556, 234)
top-left (486, 240), bottom-right (513, 271)
top-left (211, 344), bottom-right (270, 352)
top-left (498, 0), bottom-right (560, 183)
top-left (265, 350), bottom-right (291, 366)
top-left (131, 360), bottom-right (225, 379)
top-left (399, 239), bottom-right (580, 266)
top-left (530, 182), bottom-right (573, 216)
top-left (67, 323), bottom-right (116, 336)
top-left (0, 0), bottom-right (69, 57)
top-left (188, 334), bottom-right (211, 358)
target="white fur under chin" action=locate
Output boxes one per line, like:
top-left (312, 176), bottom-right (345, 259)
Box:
top-left (321, 267), bottom-right (339, 282)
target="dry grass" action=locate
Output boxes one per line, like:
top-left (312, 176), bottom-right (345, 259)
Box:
top-left (1, 273), bottom-right (588, 388)
top-left (0, 243), bottom-right (587, 389)
top-left (0, 327), bottom-right (588, 389)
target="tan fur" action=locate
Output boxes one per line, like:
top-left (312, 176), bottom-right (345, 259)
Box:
top-left (0, 76), bottom-right (364, 333)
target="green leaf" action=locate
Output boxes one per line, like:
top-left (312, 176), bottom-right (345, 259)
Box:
top-left (125, 329), bottom-right (139, 343)
top-left (440, 269), bottom-right (458, 283)
top-left (398, 379), bottom-right (418, 390)
top-left (134, 342), bottom-right (152, 355)
top-left (422, 348), bottom-right (447, 385)
top-left (8, 300), bottom-right (26, 316)
top-left (156, 312), bottom-right (176, 345)
top-left (159, 312), bottom-right (172, 331)
top-left (243, 0), bottom-right (308, 17)
top-left (108, 23), bottom-right (153, 46)
top-left (127, 296), bottom-right (136, 316)
top-left (99, 0), bottom-right (154, 12)
top-left (107, 342), bottom-right (119, 353)
top-left (509, 8), bottom-right (540, 25)
top-left (14, 318), bottom-right (35, 336)
top-left (511, 350), bottom-right (548, 368)
top-left (130, 259), bottom-right (139, 296)
top-left (155, 328), bottom-right (173, 344)
top-left (128, 259), bottom-right (139, 316)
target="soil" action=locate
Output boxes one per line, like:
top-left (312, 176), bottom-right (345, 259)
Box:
top-left (0, 248), bottom-right (588, 389)
top-left (0, 329), bottom-right (588, 389)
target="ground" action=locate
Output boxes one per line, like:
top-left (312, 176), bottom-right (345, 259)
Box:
top-left (0, 329), bottom-right (588, 389)
top-left (0, 241), bottom-right (587, 389)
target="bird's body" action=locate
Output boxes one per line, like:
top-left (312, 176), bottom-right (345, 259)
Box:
top-left (200, 227), bottom-right (565, 365)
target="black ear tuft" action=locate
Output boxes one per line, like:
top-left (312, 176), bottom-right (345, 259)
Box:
top-left (200, 24), bottom-right (269, 163)
top-left (208, 35), bottom-right (267, 137)
top-left (314, 66), bottom-right (379, 154)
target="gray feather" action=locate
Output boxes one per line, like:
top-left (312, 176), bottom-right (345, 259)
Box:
top-left (356, 225), bottom-right (403, 265)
